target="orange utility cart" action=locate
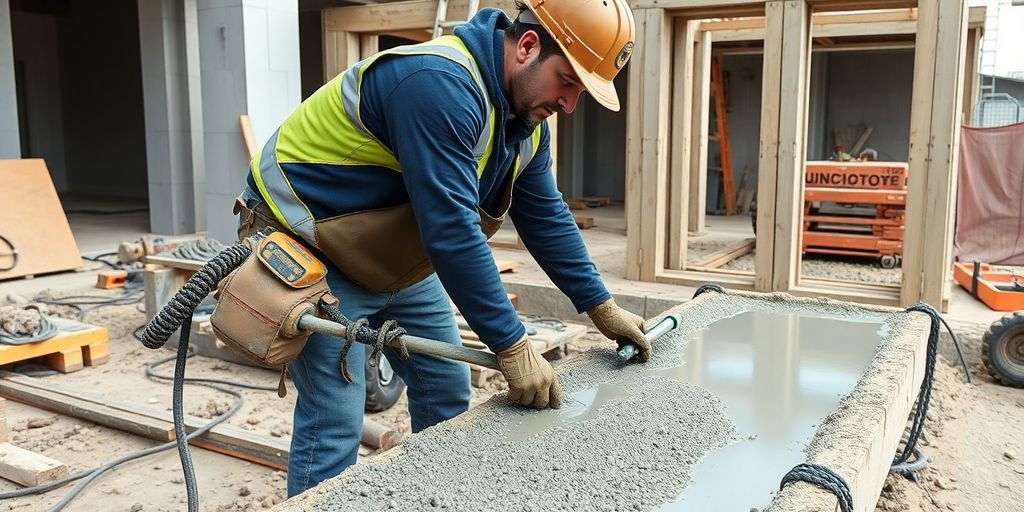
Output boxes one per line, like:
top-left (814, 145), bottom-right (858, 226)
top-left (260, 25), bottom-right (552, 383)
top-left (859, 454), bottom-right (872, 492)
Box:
top-left (802, 161), bottom-right (908, 268)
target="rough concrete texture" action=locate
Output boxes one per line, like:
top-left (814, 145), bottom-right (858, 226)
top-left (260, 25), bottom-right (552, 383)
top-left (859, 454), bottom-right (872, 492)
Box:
top-left (274, 290), bottom-right (929, 512)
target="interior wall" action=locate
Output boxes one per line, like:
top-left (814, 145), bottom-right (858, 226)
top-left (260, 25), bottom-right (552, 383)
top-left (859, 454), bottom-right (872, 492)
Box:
top-left (58, 0), bottom-right (148, 199)
top-left (298, 9), bottom-right (323, 100)
top-left (715, 53), bottom-right (764, 213)
top-left (824, 49), bottom-right (914, 162)
top-left (0, 0), bottom-right (20, 158)
top-left (582, 69), bottom-right (628, 201)
top-left (11, 10), bottom-right (66, 189)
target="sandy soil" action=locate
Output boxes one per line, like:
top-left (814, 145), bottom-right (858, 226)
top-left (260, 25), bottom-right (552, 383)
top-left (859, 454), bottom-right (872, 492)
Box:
top-left (1, 287), bottom-right (1022, 511)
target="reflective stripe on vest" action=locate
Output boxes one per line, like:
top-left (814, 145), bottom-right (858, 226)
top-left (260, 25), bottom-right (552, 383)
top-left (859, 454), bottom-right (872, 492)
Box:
top-left (251, 35), bottom-right (542, 247)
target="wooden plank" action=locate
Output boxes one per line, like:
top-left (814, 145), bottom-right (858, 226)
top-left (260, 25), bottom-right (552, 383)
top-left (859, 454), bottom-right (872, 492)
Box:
top-left (668, 18), bottom-right (698, 270)
top-left (0, 443), bottom-right (69, 487)
top-left (962, 26), bottom-right (980, 124)
top-left (754, 0), bottom-right (786, 292)
top-left (689, 29), bottom-right (712, 235)
top-left (144, 255), bottom-right (207, 271)
top-left (495, 260), bottom-right (518, 273)
top-left (0, 398), bottom-right (6, 443)
top-left (624, 9), bottom-right (648, 281)
top-left (144, 266), bottom-right (189, 321)
top-left (655, 268), bottom-right (757, 290)
top-left (0, 159), bottom-right (83, 280)
top-left (42, 348), bottom-right (83, 373)
top-left (574, 215), bottom-right (594, 230)
top-left (239, 115), bottom-right (258, 160)
top-left (690, 238), bottom-right (755, 270)
top-left (324, 0), bottom-right (517, 33)
top-left (359, 34), bottom-right (379, 59)
top-left (0, 373), bottom-right (176, 441)
top-left (0, 372), bottom-right (290, 471)
top-left (323, 29), bottom-right (359, 82)
top-left (633, 8), bottom-right (672, 281)
top-left (919, 0), bottom-right (967, 309)
top-left (772, 0), bottom-right (811, 292)
top-left (901, 0), bottom-right (939, 307)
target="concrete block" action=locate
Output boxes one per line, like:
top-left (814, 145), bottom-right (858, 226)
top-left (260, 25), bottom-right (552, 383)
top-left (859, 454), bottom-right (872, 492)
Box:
top-left (266, 8), bottom-right (299, 72)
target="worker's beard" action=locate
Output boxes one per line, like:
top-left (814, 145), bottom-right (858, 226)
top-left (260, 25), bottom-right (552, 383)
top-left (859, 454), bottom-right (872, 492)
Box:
top-left (510, 59), bottom-right (555, 129)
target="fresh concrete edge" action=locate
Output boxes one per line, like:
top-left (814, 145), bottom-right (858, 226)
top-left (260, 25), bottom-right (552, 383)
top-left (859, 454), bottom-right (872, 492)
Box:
top-left (758, 293), bottom-right (931, 512)
top-left (501, 281), bottom-right (689, 325)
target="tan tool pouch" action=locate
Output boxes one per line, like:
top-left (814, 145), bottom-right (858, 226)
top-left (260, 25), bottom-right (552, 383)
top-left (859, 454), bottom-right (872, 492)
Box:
top-left (211, 233), bottom-right (334, 395)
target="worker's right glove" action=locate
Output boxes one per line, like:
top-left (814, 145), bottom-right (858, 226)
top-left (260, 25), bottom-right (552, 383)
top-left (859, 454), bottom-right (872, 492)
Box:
top-left (587, 298), bottom-right (651, 362)
top-left (496, 336), bottom-right (562, 410)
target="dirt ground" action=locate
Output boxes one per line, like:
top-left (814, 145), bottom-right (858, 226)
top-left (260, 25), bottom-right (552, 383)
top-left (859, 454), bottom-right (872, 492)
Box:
top-left (1, 286), bottom-right (1023, 511)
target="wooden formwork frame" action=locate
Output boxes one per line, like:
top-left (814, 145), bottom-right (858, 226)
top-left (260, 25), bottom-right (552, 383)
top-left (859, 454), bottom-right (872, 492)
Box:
top-left (625, 0), bottom-right (980, 310)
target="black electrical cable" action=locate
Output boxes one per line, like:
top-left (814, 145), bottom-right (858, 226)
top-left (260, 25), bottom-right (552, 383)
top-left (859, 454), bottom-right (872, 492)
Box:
top-left (0, 357), bottom-right (244, 511)
top-left (0, 233), bottom-right (17, 271)
top-left (780, 463), bottom-right (854, 512)
top-left (136, 239), bottom-right (252, 512)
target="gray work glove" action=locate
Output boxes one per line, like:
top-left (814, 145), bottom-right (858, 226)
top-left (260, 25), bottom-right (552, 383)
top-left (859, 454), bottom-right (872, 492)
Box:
top-left (587, 298), bottom-right (650, 361)
top-left (496, 336), bottom-right (562, 409)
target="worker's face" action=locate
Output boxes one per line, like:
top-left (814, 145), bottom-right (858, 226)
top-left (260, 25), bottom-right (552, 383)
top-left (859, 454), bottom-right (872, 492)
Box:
top-left (509, 31), bottom-right (585, 128)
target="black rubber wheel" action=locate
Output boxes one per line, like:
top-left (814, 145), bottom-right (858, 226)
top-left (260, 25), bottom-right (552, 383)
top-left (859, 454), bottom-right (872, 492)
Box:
top-left (880, 255), bottom-right (898, 269)
top-left (982, 312), bottom-right (1024, 388)
top-left (364, 351), bottom-right (406, 412)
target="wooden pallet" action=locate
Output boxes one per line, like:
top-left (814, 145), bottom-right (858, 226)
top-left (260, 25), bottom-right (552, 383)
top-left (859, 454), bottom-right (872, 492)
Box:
top-left (0, 318), bottom-right (108, 373)
top-left (574, 215), bottom-right (594, 229)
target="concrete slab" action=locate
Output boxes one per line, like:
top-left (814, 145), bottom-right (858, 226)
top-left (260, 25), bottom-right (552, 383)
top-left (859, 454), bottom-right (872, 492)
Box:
top-left (272, 289), bottom-right (931, 511)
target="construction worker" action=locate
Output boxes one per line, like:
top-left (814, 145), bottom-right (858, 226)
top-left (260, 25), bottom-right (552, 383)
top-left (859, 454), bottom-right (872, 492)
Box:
top-left (234, 0), bottom-right (645, 496)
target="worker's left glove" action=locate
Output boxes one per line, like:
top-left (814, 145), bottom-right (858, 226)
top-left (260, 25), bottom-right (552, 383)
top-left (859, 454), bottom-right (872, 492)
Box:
top-left (496, 336), bottom-right (562, 409)
top-left (587, 299), bottom-right (650, 362)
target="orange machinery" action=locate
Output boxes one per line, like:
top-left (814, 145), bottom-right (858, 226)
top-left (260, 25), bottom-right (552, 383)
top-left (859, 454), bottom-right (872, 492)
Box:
top-left (953, 261), bottom-right (1024, 312)
top-left (801, 161), bottom-right (908, 268)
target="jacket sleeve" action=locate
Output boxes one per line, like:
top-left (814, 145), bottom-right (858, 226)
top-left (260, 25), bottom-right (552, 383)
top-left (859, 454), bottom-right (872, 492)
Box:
top-left (376, 66), bottom-right (526, 353)
top-left (509, 124), bottom-right (612, 314)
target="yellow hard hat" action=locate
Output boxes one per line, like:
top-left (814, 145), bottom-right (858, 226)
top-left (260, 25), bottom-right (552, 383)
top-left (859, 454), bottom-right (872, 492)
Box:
top-left (520, 0), bottom-right (636, 111)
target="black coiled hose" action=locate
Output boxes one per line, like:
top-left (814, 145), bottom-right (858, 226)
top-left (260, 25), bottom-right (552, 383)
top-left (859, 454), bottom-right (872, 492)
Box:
top-left (137, 241), bottom-right (251, 512)
top-left (140, 244), bottom-right (250, 348)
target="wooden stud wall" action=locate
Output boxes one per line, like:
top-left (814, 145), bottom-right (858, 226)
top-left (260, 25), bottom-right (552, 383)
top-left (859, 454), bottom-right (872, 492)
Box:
top-left (688, 29), bottom-right (712, 235)
top-left (321, 0), bottom-right (973, 310)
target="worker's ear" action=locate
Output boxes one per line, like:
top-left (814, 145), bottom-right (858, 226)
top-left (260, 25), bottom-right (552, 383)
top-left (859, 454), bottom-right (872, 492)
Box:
top-left (516, 30), bottom-right (542, 65)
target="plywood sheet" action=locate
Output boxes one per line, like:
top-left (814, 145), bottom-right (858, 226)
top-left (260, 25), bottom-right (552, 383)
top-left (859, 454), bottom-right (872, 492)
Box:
top-left (0, 159), bottom-right (82, 280)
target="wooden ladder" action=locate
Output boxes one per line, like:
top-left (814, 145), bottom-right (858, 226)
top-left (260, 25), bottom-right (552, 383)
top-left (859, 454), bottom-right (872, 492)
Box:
top-left (432, 0), bottom-right (480, 38)
top-left (710, 56), bottom-right (736, 215)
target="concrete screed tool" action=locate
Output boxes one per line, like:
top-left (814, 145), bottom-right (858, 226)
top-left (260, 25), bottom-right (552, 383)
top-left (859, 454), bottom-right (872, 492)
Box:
top-left (137, 229), bottom-right (681, 511)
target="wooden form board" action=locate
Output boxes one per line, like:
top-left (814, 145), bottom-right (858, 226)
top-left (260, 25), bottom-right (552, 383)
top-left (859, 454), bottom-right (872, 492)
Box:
top-left (0, 159), bottom-right (83, 280)
top-left (0, 371), bottom-right (291, 471)
top-left (624, 0), bottom-right (969, 310)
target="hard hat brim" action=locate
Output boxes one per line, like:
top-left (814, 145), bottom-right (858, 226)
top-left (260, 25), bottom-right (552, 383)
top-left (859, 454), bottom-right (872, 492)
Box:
top-left (567, 57), bottom-right (621, 112)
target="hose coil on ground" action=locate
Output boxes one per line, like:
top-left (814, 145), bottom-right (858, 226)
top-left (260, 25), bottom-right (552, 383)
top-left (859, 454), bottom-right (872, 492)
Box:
top-left (139, 244), bottom-right (250, 349)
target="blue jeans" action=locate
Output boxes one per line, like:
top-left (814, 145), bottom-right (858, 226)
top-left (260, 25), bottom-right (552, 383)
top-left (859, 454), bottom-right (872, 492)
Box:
top-left (288, 270), bottom-right (471, 495)
top-left (235, 188), bottom-right (471, 497)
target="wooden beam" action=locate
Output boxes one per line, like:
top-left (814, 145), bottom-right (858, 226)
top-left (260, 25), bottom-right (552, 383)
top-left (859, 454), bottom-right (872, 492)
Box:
top-left (359, 34), bottom-right (379, 59)
top-left (690, 238), bottom-right (756, 270)
top-left (921, 0), bottom-right (967, 308)
top-left (771, 0), bottom-right (810, 292)
top-left (754, 0), bottom-right (785, 291)
top-left (689, 29), bottom-right (712, 234)
top-left (0, 398), bottom-right (6, 443)
top-left (0, 372), bottom-right (291, 471)
top-left (324, 0), bottom-right (518, 33)
top-left (668, 19), bottom-right (699, 270)
top-left (626, 9), bottom-right (672, 281)
top-left (902, 0), bottom-right (966, 308)
top-left (323, 30), bottom-right (359, 82)
top-left (0, 443), bottom-right (69, 488)
top-left (962, 26), bottom-right (981, 125)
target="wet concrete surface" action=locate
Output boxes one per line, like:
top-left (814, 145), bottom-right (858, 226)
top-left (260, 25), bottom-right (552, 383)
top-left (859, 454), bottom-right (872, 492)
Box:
top-left (274, 292), bottom-right (905, 512)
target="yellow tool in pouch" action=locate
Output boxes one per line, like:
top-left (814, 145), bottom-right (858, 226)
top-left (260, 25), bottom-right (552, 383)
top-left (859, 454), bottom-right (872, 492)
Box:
top-left (211, 231), bottom-right (333, 395)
